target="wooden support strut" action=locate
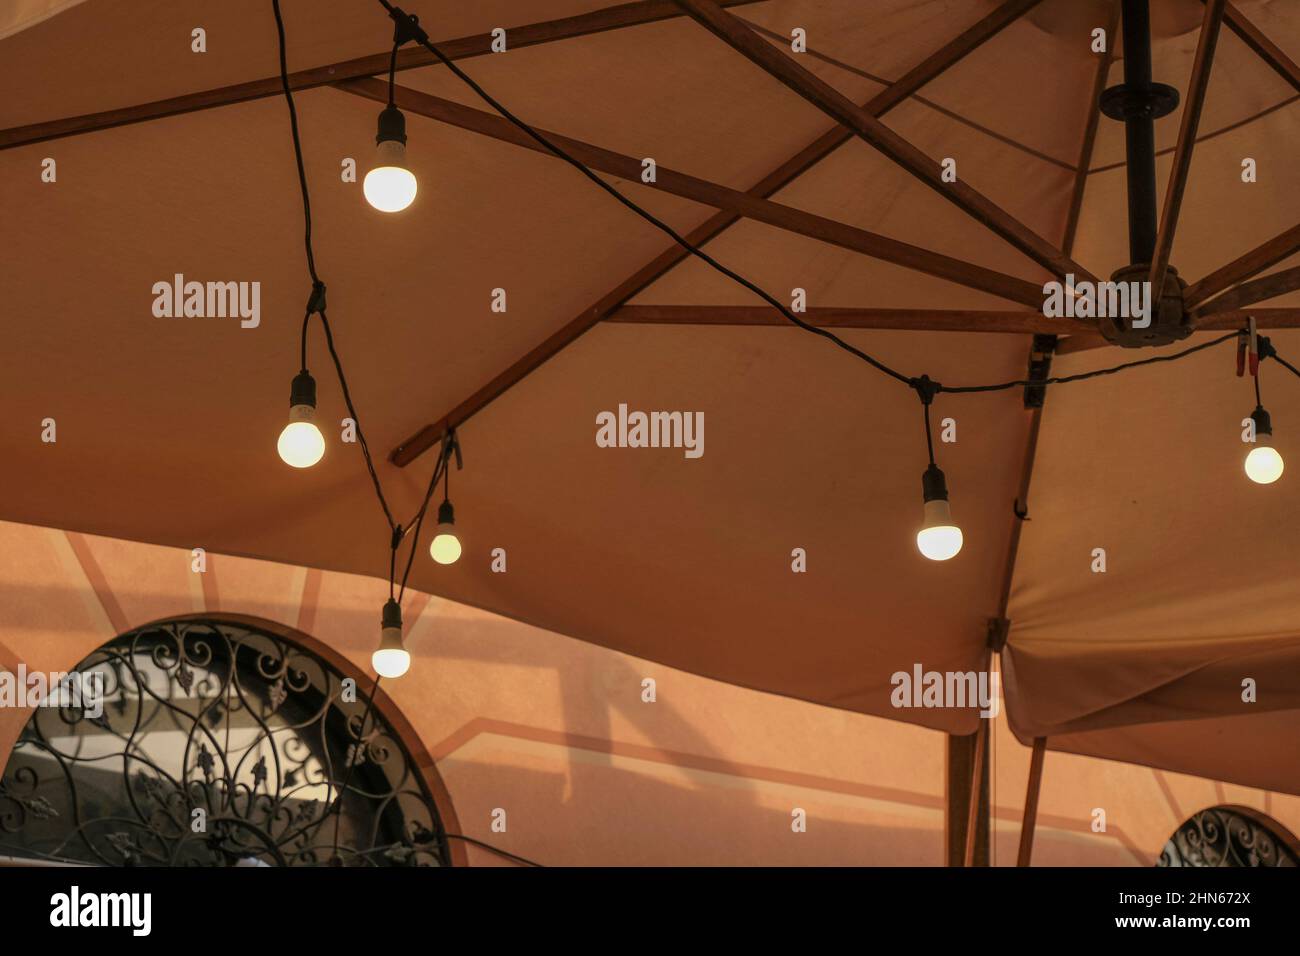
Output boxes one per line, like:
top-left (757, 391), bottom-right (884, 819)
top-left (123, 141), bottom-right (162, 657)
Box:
top-left (607, 306), bottom-right (1057, 332)
top-left (1147, 0), bottom-right (1225, 296)
top-left (1217, 0), bottom-right (1300, 95)
top-left (1194, 266), bottom-right (1300, 318)
top-left (388, 0), bottom-right (1051, 466)
top-left (1016, 736), bottom-right (1048, 866)
top-left (339, 78), bottom-right (1045, 308)
top-left (670, 0), bottom-right (1093, 285)
top-left (1185, 224), bottom-right (1300, 313)
top-left (0, 0), bottom-right (769, 150)
top-left (964, 717), bottom-right (990, 867)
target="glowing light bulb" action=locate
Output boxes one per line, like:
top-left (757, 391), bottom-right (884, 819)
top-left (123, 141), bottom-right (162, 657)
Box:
top-left (373, 599), bottom-right (410, 678)
top-left (278, 420), bottom-right (325, 468)
top-left (429, 528), bottom-right (462, 564)
top-left (1245, 405), bottom-right (1284, 485)
top-left (429, 499), bottom-right (462, 565)
top-left (917, 464), bottom-right (963, 561)
top-left (1245, 442), bottom-right (1284, 484)
top-left (364, 106), bottom-right (416, 213)
top-left (372, 644), bottom-right (410, 678)
top-left (364, 153), bottom-right (416, 212)
top-left (917, 507), bottom-right (964, 561)
top-left (278, 371), bottom-right (324, 468)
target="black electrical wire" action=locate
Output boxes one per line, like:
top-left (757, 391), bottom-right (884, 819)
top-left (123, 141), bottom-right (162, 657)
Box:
top-left (941, 332), bottom-right (1240, 394)
top-left (442, 833), bottom-right (544, 867)
top-left (320, 307), bottom-right (399, 532)
top-left (328, 672), bottom-right (383, 855)
top-left (398, 443), bottom-right (451, 600)
top-left (388, 40), bottom-right (400, 105)
top-left (268, 8), bottom-right (473, 870)
top-left (275, 0), bottom-right (399, 535)
top-left (273, 0), bottom-right (452, 593)
top-left (272, 0), bottom-right (319, 285)
top-left (279, 0), bottom-right (1282, 573)
top-left (922, 402), bottom-right (936, 465)
top-left (273, 0), bottom-right (468, 620)
top-left (372, 0), bottom-right (1259, 408)
top-left (259, 1), bottom-right (1294, 869)
top-left (373, 0), bottom-right (918, 387)
top-left (1273, 350), bottom-right (1300, 380)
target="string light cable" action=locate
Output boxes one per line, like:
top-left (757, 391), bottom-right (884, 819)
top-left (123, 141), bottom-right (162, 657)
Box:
top-left (273, 0), bottom-right (526, 866)
top-left (369, 3), bottom-right (1258, 399)
top-left (272, 0), bottom-right (461, 584)
top-left (263, 2), bottom-right (1293, 862)
top-left (1270, 345), bottom-right (1300, 380)
top-left (275, 0), bottom-right (1293, 576)
top-left (1243, 329), bottom-right (1285, 484)
top-left (356, 3), bottom-right (1289, 564)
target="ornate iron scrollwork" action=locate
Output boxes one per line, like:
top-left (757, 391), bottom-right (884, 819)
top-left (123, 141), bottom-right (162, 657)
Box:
top-left (0, 618), bottom-right (449, 867)
top-left (1158, 806), bottom-right (1299, 868)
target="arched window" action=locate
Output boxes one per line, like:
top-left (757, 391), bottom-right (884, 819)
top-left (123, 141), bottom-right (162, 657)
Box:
top-left (0, 616), bottom-right (451, 866)
top-left (1159, 805), bottom-right (1300, 867)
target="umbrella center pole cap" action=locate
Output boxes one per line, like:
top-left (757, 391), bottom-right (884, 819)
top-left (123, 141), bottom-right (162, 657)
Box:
top-left (1099, 82), bottom-right (1180, 121)
top-left (1097, 263), bottom-right (1191, 348)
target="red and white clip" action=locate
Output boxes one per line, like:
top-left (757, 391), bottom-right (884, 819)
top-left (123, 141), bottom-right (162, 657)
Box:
top-left (1237, 316), bottom-right (1259, 377)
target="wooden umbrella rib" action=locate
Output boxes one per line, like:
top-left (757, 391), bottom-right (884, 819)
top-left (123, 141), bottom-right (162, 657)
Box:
top-left (1177, 1), bottom-right (1300, 317)
top-left (836, 0), bottom-right (1048, 117)
top-left (1061, 2), bottom-right (1120, 258)
top-left (1051, 0), bottom-right (1119, 357)
top-left (0, 0), bottom-right (766, 150)
top-left (744, 14), bottom-right (1079, 173)
top-left (1016, 737), bottom-right (1048, 867)
top-left (609, 306), bottom-right (1067, 333)
top-left (388, 0), bottom-right (1047, 465)
top-left (1184, 224), bottom-right (1300, 311)
top-left (341, 78), bottom-right (1043, 308)
top-left (1148, 0), bottom-right (1226, 296)
top-left (1217, 0), bottom-right (1300, 94)
top-left (669, 0), bottom-right (1093, 285)
top-left (1055, 309), bottom-right (1300, 356)
top-left (1196, 307), bottom-right (1300, 329)
top-left (1192, 266), bottom-right (1300, 318)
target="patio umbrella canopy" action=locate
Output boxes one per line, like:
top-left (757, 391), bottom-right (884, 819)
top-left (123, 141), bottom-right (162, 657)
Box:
top-left (1, 0), bottom-right (1298, 803)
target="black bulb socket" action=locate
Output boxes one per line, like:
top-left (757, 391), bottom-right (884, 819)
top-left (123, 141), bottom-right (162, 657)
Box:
top-left (381, 598), bottom-right (403, 630)
top-left (1252, 405), bottom-right (1273, 438)
top-left (376, 105), bottom-right (407, 146)
top-left (921, 463), bottom-right (949, 503)
top-left (436, 499), bottom-right (455, 525)
top-left (289, 370), bottom-right (317, 409)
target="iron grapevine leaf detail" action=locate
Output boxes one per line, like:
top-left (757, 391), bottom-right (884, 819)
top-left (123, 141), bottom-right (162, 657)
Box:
top-left (268, 675), bottom-right (288, 712)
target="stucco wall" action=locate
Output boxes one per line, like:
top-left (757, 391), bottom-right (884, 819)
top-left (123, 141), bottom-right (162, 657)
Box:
top-left (1, 520), bottom-right (1294, 865)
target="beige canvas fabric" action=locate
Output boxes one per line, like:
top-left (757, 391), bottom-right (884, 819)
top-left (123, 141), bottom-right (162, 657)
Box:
top-left (2, 0), bottom-right (1297, 786)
